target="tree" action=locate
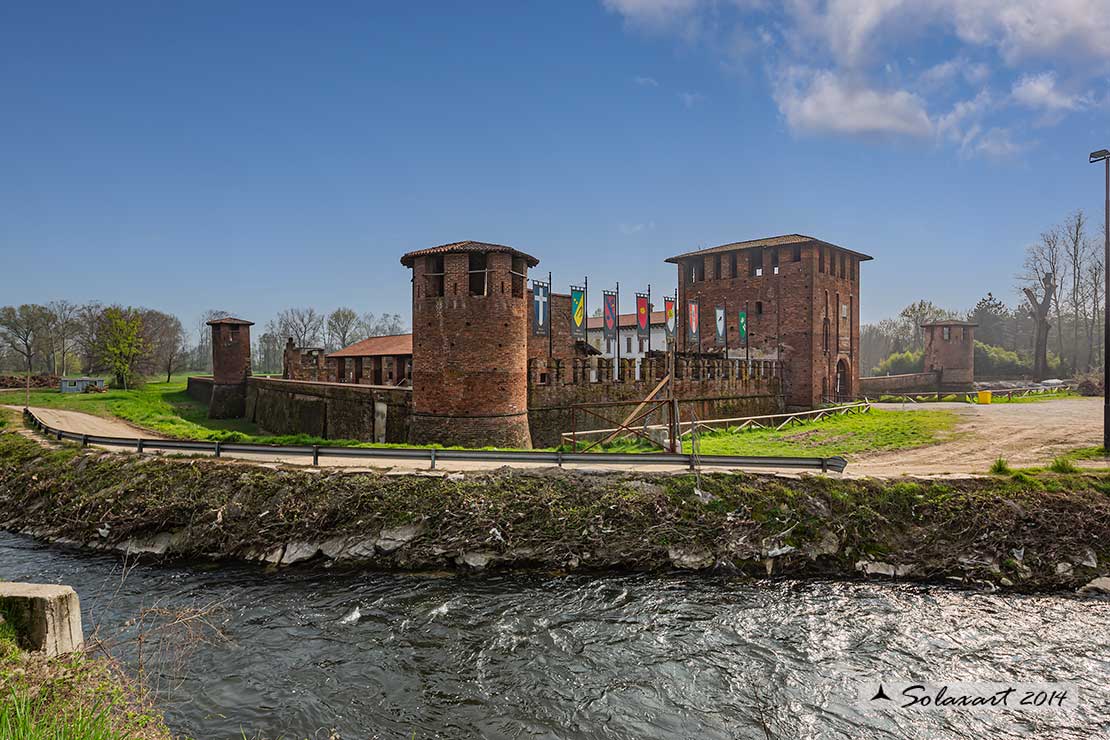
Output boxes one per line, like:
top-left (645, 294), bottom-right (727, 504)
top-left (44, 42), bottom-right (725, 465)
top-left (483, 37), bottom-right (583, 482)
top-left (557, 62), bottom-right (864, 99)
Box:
top-left (1062, 210), bottom-right (1093, 372)
top-left (967, 293), bottom-right (1012, 348)
top-left (277, 307), bottom-right (324, 348)
top-left (46, 300), bottom-right (80, 376)
top-left (1021, 227), bottom-right (1064, 371)
top-left (101, 307), bottom-right (146, 389)
top-left (1023, 272), bottom-right (1055, 380)
top-left (326, 307), bottom-right (362, 352)
top-left (194, 309), bottom-right (231, 371)
top-left (142, 310), bottom-right (187, 382)
top-left (359, 312), bottom-right (407, 338)
top-left (0, 304), bottom-right (51, 404)
top-left (255, 327), bottom-right (284, 375)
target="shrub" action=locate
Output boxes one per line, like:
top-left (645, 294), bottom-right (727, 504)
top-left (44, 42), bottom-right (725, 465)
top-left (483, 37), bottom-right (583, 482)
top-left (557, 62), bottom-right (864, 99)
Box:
top-left (872, 350), bottom-right (924, 376)
top-left (989, 457), bottom-right (1011, 475)
top-left (1049, 457), bottom-right (1079, 474)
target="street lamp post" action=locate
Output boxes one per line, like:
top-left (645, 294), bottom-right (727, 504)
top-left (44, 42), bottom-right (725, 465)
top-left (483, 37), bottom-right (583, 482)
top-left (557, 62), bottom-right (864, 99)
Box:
top-left (1089, 148), bottom-right (1110, 452)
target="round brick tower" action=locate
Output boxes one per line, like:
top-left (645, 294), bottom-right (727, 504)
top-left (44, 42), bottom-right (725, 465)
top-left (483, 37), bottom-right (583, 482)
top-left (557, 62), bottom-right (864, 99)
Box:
top-left (402, 240), bottom-right (537, 448)
top-left (207, 316), bottom-right (253, 419)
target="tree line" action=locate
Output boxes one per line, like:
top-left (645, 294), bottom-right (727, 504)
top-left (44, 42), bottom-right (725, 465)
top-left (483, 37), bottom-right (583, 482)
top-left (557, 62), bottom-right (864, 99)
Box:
top-left (862, 209), bottom-right (1104, 380)
top-left (0, 303), bottom-right (406, 385)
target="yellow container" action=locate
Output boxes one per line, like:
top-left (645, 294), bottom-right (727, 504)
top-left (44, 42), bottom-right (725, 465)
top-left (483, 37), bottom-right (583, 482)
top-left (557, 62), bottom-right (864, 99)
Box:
top-left (977, 390), bottom-right (992, 404)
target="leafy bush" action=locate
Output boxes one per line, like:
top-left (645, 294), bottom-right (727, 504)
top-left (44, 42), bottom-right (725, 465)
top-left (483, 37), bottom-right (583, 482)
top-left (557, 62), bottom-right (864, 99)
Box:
top-left (990, 457), bottom-right (1011, 475)
top-left (871, 350), bottom-right (924, 376)
top-left (973, 342), bottom-right (1062, 379)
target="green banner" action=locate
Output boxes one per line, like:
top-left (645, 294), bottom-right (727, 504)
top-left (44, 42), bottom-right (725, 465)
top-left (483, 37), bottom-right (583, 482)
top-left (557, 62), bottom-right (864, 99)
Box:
top-left (738, 310), bottom-right (747, 342)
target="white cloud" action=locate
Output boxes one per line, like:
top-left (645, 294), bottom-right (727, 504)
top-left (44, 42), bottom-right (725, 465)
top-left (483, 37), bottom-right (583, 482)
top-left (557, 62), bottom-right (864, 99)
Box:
top-left (679, 91), bottom-right (704, 107)
top-left (602, 0), bottom-right (700, 29)
top-left (968, 126), bottom-right (1024, 158)
top-left (634, 75), bottom-right (660, 87)
top-left (1011, 71), bottom-right (1086, 111)
top-left (774, 68), bottom-right (933, 136)
top-left (619, 221), bottom-right (657, 234)
top-left (935, 90), bottom-right (993, 141)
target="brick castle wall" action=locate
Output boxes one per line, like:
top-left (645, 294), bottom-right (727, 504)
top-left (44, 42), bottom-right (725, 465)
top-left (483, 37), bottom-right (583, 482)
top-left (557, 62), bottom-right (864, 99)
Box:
top-left (859, 372), bottom-right (941, 396)
top-left (924, 324), bottom-right (976, 387)
top-left (210, 322), bottom-right (252, 418)
top-left (676, 241), bottom-right (861, 407)
top-left (409, 250), bottom-right (533, 448)
top-left (245, 377), bottom-right (411, 443)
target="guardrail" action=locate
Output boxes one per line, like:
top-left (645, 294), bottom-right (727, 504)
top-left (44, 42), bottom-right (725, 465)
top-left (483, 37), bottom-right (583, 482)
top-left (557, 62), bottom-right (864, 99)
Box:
top-left (21, 407), bottom-right (848, 474)
top-left (855, 385), bottom-right (1072, 404)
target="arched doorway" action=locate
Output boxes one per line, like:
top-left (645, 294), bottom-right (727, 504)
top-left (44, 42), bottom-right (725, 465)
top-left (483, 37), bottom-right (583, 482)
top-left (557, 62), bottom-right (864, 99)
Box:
top-left (835, 359), bottom-right (849, 401)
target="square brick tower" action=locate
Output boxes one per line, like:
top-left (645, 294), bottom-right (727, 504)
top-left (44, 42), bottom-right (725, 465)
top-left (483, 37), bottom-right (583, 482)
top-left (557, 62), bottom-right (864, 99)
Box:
top-left (207, 316), bottom-right (253, 418)
top-left (923, 320), bottom-right (977, 389)
top-left (668, 235), bottom-right (872, 407)
top-left (401, 241), bottom-right (537, 448)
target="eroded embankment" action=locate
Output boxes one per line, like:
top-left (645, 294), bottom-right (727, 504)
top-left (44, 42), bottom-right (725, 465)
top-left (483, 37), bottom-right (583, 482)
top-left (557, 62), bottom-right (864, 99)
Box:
top-left (2, 428), bottom-right (1110, 592)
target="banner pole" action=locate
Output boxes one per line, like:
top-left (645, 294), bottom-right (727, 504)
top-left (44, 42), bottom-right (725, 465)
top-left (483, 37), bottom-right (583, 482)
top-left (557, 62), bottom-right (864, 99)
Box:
top-left (548, 270), bottom-right (553, 362)
top-left (615, 281), bottom-right (621, 381)
top-left (647, 283), bottom-right (652, 356)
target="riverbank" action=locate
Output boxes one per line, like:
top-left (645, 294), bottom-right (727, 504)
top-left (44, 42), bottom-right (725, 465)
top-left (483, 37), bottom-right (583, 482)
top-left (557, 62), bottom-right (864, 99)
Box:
top-left (2, 426), bottom-right (1110, 592)
top-left (0, 619), bottom-right (170, 738)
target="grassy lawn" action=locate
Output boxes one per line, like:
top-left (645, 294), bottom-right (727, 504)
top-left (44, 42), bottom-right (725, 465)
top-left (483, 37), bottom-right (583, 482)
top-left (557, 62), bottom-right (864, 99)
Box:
top-left (595, 407), bottom-right (960, 458)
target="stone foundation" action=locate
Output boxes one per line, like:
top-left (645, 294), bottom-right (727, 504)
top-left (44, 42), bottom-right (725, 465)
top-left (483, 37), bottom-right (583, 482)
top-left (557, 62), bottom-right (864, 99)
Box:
top-left (209, 382), bottom-right (247, 419)
top-left (0, 582), bottom-right (84, 657)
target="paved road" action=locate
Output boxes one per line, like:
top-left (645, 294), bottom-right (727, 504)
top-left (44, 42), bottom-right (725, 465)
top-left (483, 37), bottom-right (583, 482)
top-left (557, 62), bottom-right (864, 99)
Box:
top-left (10, 398), bottom-right (1106, 478)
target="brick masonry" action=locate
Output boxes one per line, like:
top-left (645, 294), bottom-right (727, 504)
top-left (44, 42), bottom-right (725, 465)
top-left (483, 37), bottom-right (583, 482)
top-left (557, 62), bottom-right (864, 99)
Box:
top-left (209, 319), bottom-right (252, 419)
top-left (674, 239), bottom-right (863, 407)
top-left (407, 249), bottom-right (533, 448)
top-left (245, 377), bottom-right (411, 442)
top-left (923, 321), bottom-right (976, 388)
top-left (859, 372), bottom-right (941, 396)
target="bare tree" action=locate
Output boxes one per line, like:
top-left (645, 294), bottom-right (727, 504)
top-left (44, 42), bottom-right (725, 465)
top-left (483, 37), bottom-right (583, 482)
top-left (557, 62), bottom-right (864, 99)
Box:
top-left (195, 309), bottom-right (231, 371)
top-left (0, 304), bottom-right (52, 403)
top-left (326, 307), bottom-right (362, 352)
top-left (143, 310), bottom-right (187, 382)
top-left (360, 311), bottom-right (407, 337)
top-left (277, 307), bottom-right (325, 347)
top-left (1022, 226), bottom-right (1065, 371)
top-left (1023, 272), bottom-right (1055, 379)
top-left (1062, 210), bottom-right (1093, 371)
top-left (47, 299), bottom-right (80, 376)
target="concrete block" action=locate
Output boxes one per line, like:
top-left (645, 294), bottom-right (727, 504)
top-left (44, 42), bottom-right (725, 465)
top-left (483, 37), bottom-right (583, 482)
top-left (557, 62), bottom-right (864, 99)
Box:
top-left (0, 582), bottom-right (84, 657)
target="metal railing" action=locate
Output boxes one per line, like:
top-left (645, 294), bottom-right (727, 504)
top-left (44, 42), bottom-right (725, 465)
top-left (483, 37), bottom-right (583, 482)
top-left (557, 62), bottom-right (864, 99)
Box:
top-left (21, 407), bottom-right (848, 474)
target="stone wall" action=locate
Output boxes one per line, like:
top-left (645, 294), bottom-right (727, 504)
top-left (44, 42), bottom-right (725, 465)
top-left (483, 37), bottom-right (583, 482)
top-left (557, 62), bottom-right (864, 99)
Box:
top-left (924, 323), bottom-right (976, 387)
top-left (245, 377), bottom-right (411, 443)
top-left (859, 372), bottom-right (940, 396)
top-left (186, 376), bottom-right (213, 405)
top-left (527, 356), bottom-right (785, 448)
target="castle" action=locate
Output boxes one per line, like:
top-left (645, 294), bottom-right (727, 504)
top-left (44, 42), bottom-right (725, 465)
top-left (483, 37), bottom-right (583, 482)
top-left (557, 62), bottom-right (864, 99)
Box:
top-left (191, 236), bottom-right (870, 448)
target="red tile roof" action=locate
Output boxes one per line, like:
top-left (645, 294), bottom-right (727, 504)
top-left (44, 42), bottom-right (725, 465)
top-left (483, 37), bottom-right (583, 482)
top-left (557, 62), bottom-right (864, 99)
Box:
top-left (328, 333), bottom-right (413, 358)
top-left (586, 310), bottom-right (667, 330)
top-left (400, 240), bottom-right (540, 268)
top-left (665, 234), bottom-right (874, 263)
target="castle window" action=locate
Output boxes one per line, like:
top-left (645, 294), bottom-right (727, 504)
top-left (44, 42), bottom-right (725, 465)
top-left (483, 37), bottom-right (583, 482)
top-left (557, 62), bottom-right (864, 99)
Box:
top-left (229, 325), bottom-right (239, 341)
top-left (426, 255), bottom-right (445, 297)
top-left (792, 245), bottom-right (802, 262)
top-left (839, 253), bottom-right (847, 279)
top-left (626, 336), bottom-right (632, 353)
top-left (755, 301), bottom-right (763, 315)
top-left (850, 257), bottom-right (857, 282)
top-left (749, 248), bottom-right (763, 277)
top-left (818, 248), bottom-right (825, 273)
top-left (943, 326), bottom-right (951, 341)
top-left (714, 253), bottom-right (722, 279)
top-left (729, 251), bottom-right (737, 278)
top-left (511, 256), bottom-right (527, 298)
top-left (688, 259), bottom-right (704, 283)
top-left (771, 249), bottom-right (780, 275)
top-left (823, 318), bottom-right (830, 353)
top-left (468, 253), bottom-right (487, 296)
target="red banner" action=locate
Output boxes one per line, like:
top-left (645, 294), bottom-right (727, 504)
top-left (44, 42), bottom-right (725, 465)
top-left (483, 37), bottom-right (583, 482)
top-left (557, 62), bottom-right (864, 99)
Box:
top-left (636, 294), bottom-right (650, 337)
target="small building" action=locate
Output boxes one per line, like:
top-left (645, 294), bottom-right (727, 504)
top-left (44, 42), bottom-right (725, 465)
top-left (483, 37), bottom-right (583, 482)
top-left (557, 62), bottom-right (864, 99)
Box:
top-left (586, 310), bottom-right (668, 361)
top-left (327, 333), bottom-right (413, 385)
top-left (59, 377), bottom-right (105, 394)
top-left (282, 340), bottom-right (327, 382)
top-left (923, 320), bottom-right (977, 388)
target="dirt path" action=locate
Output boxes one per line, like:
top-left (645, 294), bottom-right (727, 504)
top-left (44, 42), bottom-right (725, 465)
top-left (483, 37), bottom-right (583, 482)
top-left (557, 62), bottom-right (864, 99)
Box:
top-left (4, 406), bottom-right (164, 440)
top-left (850, 397), bottom-right (1104, 476)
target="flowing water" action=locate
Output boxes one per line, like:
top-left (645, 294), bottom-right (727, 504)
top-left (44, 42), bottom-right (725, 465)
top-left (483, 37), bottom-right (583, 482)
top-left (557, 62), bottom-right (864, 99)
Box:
top-left (2, 532), bottom-right (1107, 739)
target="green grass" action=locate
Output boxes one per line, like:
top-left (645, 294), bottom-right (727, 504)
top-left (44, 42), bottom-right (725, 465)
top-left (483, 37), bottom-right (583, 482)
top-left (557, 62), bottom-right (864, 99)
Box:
top-left (1049, 457), bottom-right (1081, 474)
top-left (10, 375), bottom-right (533, 450)
top-left (990, 457), bottom-right (1011, 475)
top-left (592, 408), bottom-right (960, 458)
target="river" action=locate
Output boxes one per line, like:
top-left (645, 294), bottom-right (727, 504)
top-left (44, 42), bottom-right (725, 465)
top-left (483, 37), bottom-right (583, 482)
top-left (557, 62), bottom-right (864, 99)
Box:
top-left (2, 532), bottom-right (1107, 739)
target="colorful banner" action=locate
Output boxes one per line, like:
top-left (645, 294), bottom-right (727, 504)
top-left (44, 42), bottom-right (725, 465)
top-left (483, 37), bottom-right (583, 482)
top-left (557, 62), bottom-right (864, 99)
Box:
top-left (532, 280), bottom-right (550, 336)
top-left (664, 297), bottom-right (676, 337)
top-left (738, 310), bottom-right (748, 343)
top-left (603, 291), bottom-right (618, 340)
top-left (715, 306), bottom-right (726, 345)
top-left (569, 286), bottom-right (586, 339)
top-left (687, 300), bottom-right (700, 346)
top-left (635, 293), bottom-right (650, 338)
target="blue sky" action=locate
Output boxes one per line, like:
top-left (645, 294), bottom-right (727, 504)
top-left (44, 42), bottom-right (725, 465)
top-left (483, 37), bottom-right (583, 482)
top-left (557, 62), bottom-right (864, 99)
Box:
top-left (2, 1), bottom-right (1109, 333)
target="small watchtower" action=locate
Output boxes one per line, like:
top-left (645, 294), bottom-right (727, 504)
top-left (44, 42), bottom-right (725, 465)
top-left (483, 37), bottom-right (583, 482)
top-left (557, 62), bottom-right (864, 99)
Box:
top-left (923, 320), bottom-right (977, 388)
top-left (401, 240), bottom-right (538, 448)
top-left (208, 316), bottom-right (253, 418)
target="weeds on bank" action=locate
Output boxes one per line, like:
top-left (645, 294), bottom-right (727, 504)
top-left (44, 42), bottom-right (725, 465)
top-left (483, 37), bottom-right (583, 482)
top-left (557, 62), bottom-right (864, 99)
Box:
top-left (990, 458), bottom-right (1011, 475)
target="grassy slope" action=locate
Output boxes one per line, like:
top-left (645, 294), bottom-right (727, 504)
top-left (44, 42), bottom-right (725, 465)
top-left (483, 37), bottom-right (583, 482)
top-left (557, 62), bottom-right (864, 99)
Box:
top-left (0, 622), bottom-right (169, 740)
top-left (600, 408), bottom-right (960, 458)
